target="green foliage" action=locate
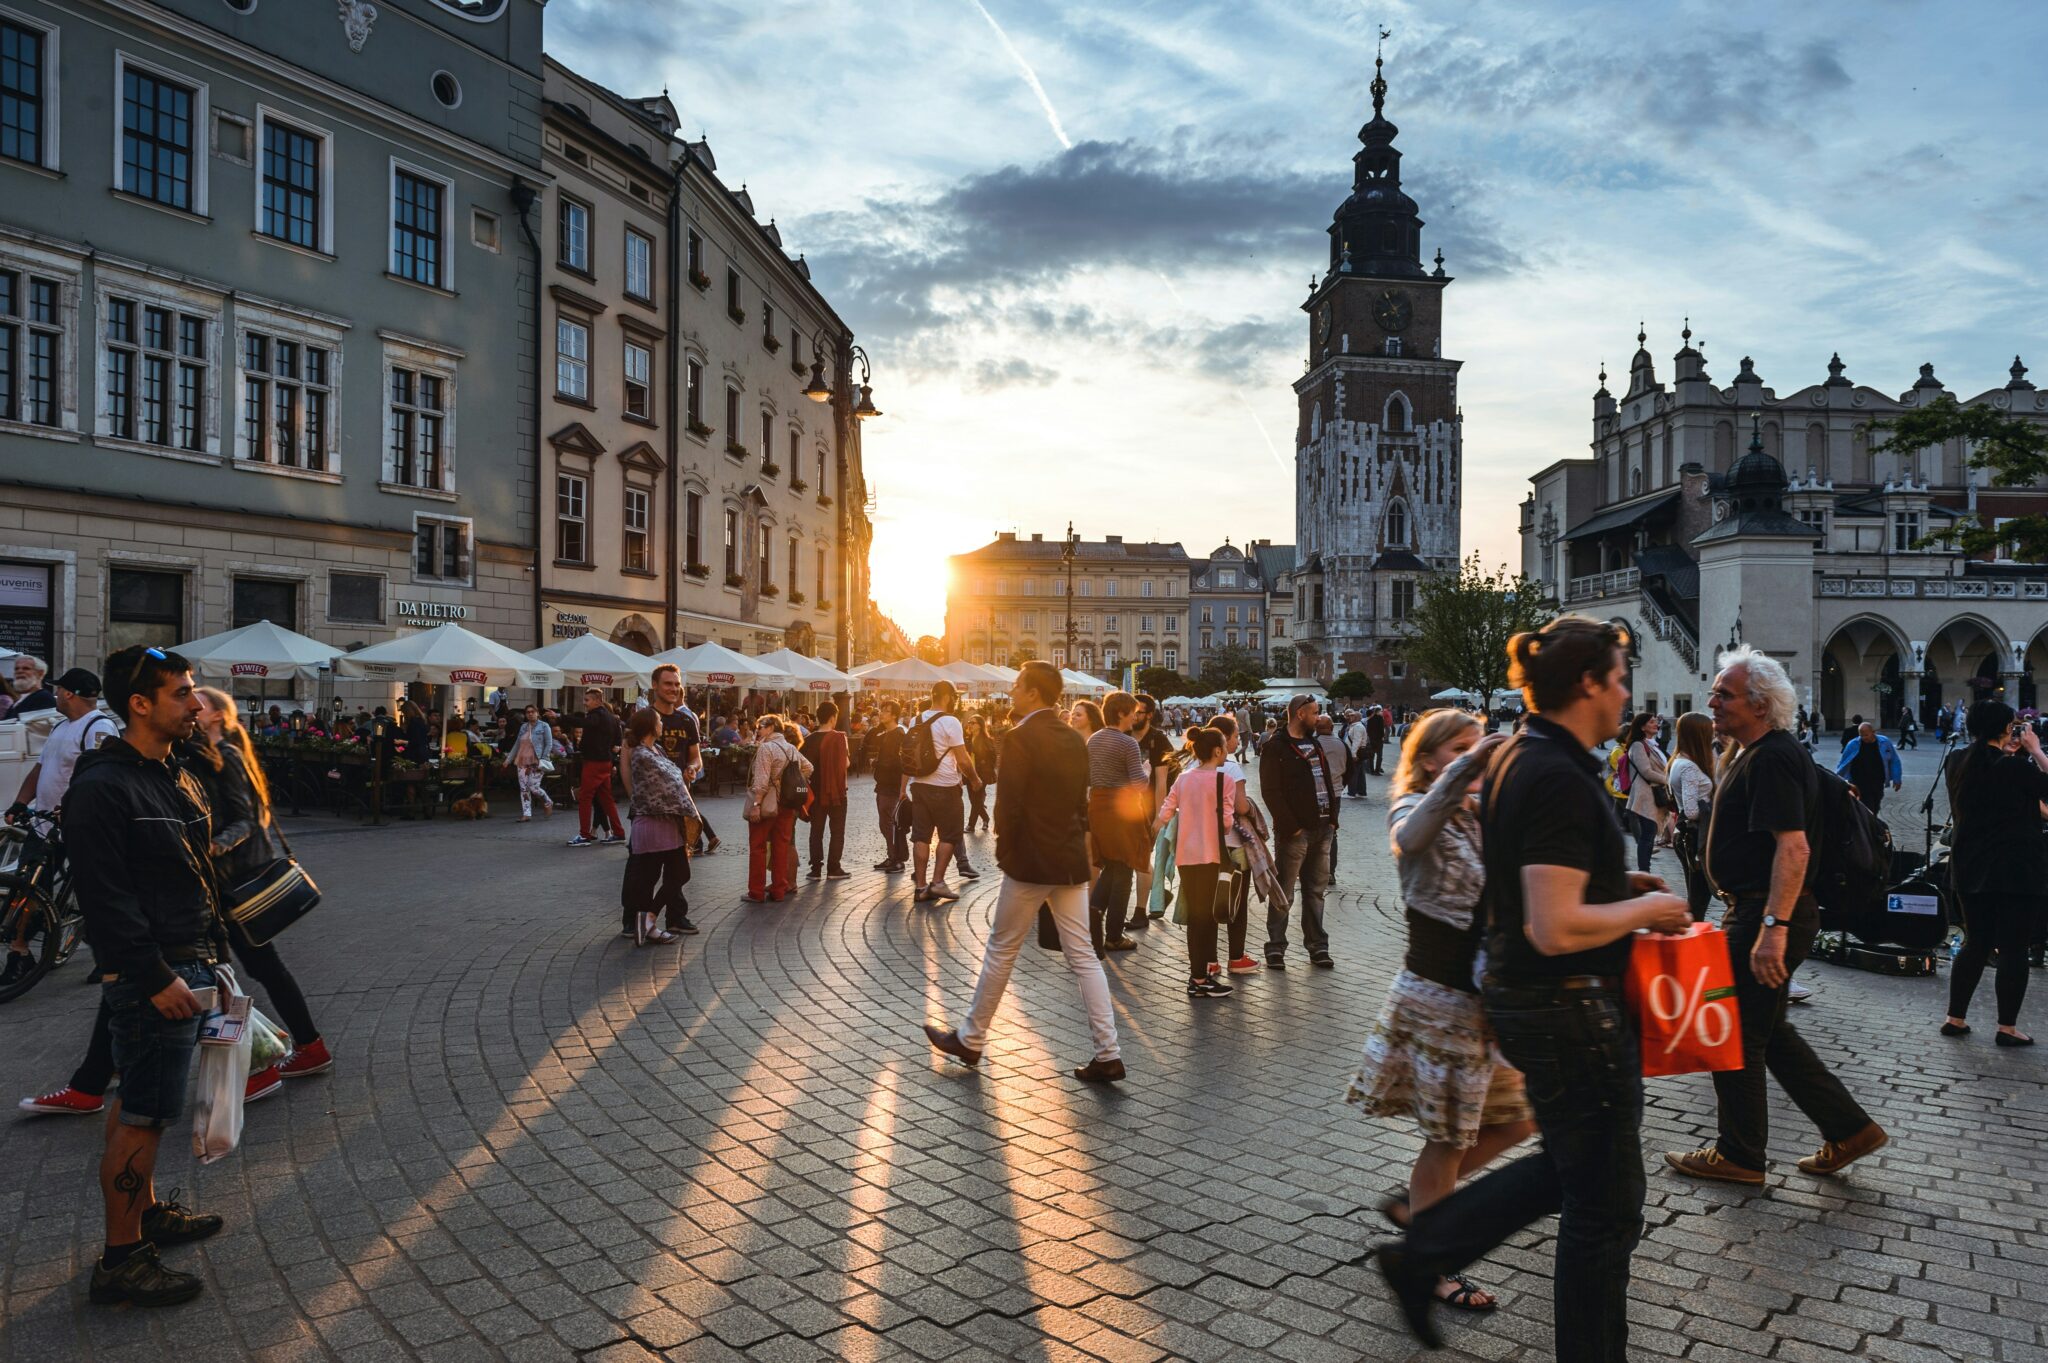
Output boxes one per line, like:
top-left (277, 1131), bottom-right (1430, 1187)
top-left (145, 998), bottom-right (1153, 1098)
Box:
top-left (1327, 670), bottom-right (1374, 701)
top-left (1397, 554), bottom-right (1552, 709)
top-left (1872, 395), bottom-right (2048, 559)
top-left (1197, 644), bottom-right (1268, 695)
top-left (1136, 666), bottom-right (1188, 697)
top-left (1268, 644), bottom-right (1298, 677)
top-left (915, 635), bottom-right (946, 665)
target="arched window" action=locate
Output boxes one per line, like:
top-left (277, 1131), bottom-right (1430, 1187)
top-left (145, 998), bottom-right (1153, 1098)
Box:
top-left (1309, 402), bottom-right (1322, 440)
top-left (1384, 393), bottom-right (1410, 433)
top-left (1629, 467), bottom-right (1642, 496)
top-left (1714, 420), bottom-right (1734, 467)
top-left (1806, 423), bottom-right (1826, 474)
top-left (1386, 499), bottom-right (1409, 548)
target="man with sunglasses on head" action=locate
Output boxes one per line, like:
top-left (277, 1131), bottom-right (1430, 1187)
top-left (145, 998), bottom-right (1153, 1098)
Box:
top-left (65, 646), bottom-right (228, 1307)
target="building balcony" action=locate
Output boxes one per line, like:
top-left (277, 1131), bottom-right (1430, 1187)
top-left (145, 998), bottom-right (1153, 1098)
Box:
top-left (1565, 568), bottom-right (1640, 603)
top-left (1818, 575), bottom-right (2048, 601)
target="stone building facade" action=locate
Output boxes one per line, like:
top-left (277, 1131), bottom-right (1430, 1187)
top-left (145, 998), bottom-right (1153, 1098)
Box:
top-left (0, 0), bottom-right (544, 703)
top-left (1186, 542), bottom-right (1269, 678)
top-left (1289, 53), bottom-right (1461, 708)
top-left (946, 533), bottom-right (1189, 677)
top-left (1523, 335), bottom-right (2048, 726)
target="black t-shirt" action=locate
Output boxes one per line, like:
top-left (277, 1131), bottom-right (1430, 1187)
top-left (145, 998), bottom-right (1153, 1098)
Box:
top-left (1947, 747), bottom-right (2048, 897)
top-left (1482, 715), bottom-right (1634, 981)
top-left (1706, 729), bottom-right (1819, 911)
top-left (1139, 727), bottom-right (1175, 784)
top-left (872, 725), bottom-right (904, 788)
top-left (656, 706), bottom-right (700, 768)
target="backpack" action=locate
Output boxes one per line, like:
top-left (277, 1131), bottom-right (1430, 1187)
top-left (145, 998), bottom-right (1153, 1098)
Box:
top-left (902, 712), bottom-right (943, 780)
top-left (777, 743), bottom-right (809, 808)
top-left (1811, 765), bottom-right (1890, 916)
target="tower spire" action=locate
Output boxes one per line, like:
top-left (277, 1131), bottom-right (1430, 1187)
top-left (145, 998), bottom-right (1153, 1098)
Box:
top-left (1372, 26), bottom-right (1390, 115)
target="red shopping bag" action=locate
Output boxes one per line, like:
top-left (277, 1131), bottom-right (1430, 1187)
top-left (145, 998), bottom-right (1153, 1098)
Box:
top-left (1623, 922), bottom-right (1744, 1077)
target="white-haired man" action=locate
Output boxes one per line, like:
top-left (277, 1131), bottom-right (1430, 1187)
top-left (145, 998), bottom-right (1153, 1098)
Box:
top-left (10, 653), bottom-right (55, 715)
top-left (1665, 646), bottom-right (1886, 1187)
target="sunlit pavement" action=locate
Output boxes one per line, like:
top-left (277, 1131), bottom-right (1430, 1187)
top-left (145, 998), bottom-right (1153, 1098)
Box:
top-left (1, 766), bottom-right (2042, 1362)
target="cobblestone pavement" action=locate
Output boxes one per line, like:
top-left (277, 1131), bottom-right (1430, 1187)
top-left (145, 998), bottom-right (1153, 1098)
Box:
top-left (2, 758), bottom-right (2043, 1363)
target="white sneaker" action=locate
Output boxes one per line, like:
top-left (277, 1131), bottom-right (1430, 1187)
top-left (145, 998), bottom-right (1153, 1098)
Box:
top-left (1787, 980), bottom-right (1813, 1004)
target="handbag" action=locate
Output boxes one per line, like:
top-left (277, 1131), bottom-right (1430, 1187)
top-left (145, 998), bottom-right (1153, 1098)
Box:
top-left (1631, 751), bottom-right (1675, 812)
top-left (1624, 922), bottom-right (1744, 1077)
top-left (225, 853), bottom-right (322, 948)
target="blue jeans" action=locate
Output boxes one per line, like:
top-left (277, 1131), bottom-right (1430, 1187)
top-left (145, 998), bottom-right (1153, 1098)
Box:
top-left (104, 960), bottom-right (216, 1128)
top-left (1089, 860), bottom-right (1133, 946)
top-left (1403, 984), bottom-right (1646, 1363)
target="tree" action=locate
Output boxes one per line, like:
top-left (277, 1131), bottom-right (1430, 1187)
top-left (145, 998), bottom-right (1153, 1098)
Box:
top-left (1137, 666), bottom-right (1188, 697)
top-left (915, 635), bottom-right (945, 665)
top-left (1268, 644), bottom-right (1298, 678)
top-left (1327, 670), bottom-right (1374, 701)
top-left (1871, 394), bottom-right (2048, 558)
top-left (1397, 554), bottom-right (1551, 710)
top-left (1198, 644), bottom-right (1268, 695)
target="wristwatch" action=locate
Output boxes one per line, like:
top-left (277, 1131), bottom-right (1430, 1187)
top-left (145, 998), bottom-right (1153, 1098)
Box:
top-left (1762, 914), bottom-right (1788, 928)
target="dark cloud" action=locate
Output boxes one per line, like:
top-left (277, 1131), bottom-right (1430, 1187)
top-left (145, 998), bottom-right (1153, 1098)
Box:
top-left (968, 357), bottom-right (1062, 392)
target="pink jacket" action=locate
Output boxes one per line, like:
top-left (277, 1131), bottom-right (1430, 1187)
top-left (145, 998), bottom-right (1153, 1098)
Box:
top-left (1158, 765), bottom-right (1241, 866)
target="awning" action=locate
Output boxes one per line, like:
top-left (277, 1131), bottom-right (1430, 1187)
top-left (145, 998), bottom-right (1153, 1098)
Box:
top-left (1371, 551), bottom-right (1430, 572)
top-left (1564, 488), bottom-right (1680, 541)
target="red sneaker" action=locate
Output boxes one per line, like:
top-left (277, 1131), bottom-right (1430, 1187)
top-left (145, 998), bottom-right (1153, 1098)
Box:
top-left (278, 1038), bottom-right (333, 1078)
top-left (1227, 956), bottom-right (1259, 975)
top-left (245, 1066), bottom-right (283, 1103)
top-left (18, 1086), bottom-right (106, 1115)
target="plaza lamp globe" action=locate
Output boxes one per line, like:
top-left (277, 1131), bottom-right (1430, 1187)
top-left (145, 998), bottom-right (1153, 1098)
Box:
top-left (853, 383), bottom-right (881, 419)
top-left (803, 357), bottom-right (831, 402)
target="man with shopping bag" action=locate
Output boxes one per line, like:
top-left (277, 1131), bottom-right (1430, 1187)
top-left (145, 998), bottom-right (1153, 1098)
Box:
top-left (65, 645), bottom-right (228, 1308)
top-left (1663, 647), bottom-right (1887, 1186)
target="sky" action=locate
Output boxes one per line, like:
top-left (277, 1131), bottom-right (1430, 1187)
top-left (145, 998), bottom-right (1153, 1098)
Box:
top-left (548, 0), bottom-right (2048, 641)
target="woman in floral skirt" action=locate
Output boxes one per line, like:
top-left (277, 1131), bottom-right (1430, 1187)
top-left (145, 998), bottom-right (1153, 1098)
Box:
top-left (1345, 709), bottom-right (1535, 1314)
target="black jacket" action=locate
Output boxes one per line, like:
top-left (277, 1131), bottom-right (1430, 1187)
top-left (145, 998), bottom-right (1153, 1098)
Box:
top-left (993, 707), bottom-right (1089, 885)
top-left (1259, 729), bottom-right (1340, 841)
top-left (65, 738), bottom-right (222, 996)
top-left (185, 739), bottom-right (285, 888)
top-left (871, 725), bottom-right (905, 790)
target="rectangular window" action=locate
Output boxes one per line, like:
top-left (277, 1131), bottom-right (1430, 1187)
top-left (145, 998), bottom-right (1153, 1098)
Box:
top-left (787, 535), bottom-right (798, 595)
top-left (760, 410), bottom-right (773, 467)
top-left (555, 472), bottom-right (586, 563)
top-left (1892, 509), bottom-right (1922, 552)
top-left (231, 576), bottom-right (298, 701)
top-left (726, 267), bottom-right (741, 319)
top-left (815, 546), bottom-right (826, 603)
top-left (623, 339), bottom-right (651, 418)
top-left (686, 229), bottom-right (703, 281)
top-left (1140, 647), bottom-right (1154, 667)
top-left (1219, 569), bottom-right (1236, 587)
top-left (1200, 605), bottom-right (1212, 622)
top-left (328, 571), bottom-right (384, 624)
top-left (685, 357), bottom-right (703, 428)
top-left (1201, 630), bottom-right (1212, 648)
top-left (1391, 578), bottom-right (1416, 622)
top-left (1226, 605), bottom-right (1238, 624)
top-left (1164, 647), bottom-right (1177, 670)
top-left (415, 516), bottom-right (469, 583)
top-left (788, 429), bottom-right (798, 478)
top-left (624, 487), bottom-right (650, 572)
top-left (1165, 615), bottom-right (1177, 633)
top-left (471, 207), bottom-right (499, 251)
top-left (725, 386), bottom-right (740, 448)
top-left (624, 228), bottom-right (652, 300)
top-left (762, 300), bottom-right (775, 339)
top-left (108, 566), bottom-right (184, 653)
top-left (1104, 613), bottom-right (1118, 630)
top-left (121, 64), bottom-right (196, 210)
top-left (685, 490), bottom-right (703, 569)
top-left (555, 317), bottom-right (588, 399)
top-left (387, 365), bottom-right (447, 488)
top-left (816, 446), bottom-right (827, 496)
top-left (1225, 630), bottom-right (1237, 646)
top-left (259, 117), bottom-right (321, 249)
top-left (1104, 647), bottom-right (1119, 669)
top-left (757, 526), bottom-right (771, 587)
top-left (2, 19), bottom-right (46, 169)
top-left (557, 195), bottom-right (589, 273)
top-left (240, 328), bottom-right (332, 469)
top-left (1139, 614), bottom-right (1154, 631)
top-left (1141, 579), bottom-right (1154, 598)
top-left (0, 269), bottom-right (62, 427)
top-left (105, 294), bottom-right (206, 450)
top-left (722, 508), bottom-right (739, 578)
top-left (1248, 630), bottom-right (1259, 649)
top-left (1106, 579), bottom-right (1118, 597)
top-left (392, 166), bottom-right (445, 287)
top-left (1021, 612), bottom-right (1036, 631)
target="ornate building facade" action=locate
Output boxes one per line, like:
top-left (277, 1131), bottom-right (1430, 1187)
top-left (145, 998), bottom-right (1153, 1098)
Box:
top-left (1186, 541), bottom-right (1269, 678)
top-left (945, 533), bottom-right (1188, 676)
top-left (1290, 53), bottom-right (1461, 705)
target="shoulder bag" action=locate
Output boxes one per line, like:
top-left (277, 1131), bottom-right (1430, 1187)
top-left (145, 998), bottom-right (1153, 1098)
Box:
top-left (223, 827), bottom-right (322, 948)
top-left (1631, 748), bottom-right (1676, 812)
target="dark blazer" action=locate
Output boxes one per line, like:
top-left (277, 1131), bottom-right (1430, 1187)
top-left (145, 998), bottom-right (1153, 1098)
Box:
top-left (993, 706), bottom-right (1089, 885)
top-left (1259, 729), bottom-right (1339, 841)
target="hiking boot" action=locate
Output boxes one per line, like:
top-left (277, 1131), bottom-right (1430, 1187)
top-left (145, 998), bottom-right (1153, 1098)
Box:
top-left (1663, 1146), bottom-right (1764, 1186)
top-left (90, 1243), bottom-right (204, 1307)
top-left (141, 1191), bottom-right (223, 1247)
top-left (1797, 1122), bottom-right (1888, 1176)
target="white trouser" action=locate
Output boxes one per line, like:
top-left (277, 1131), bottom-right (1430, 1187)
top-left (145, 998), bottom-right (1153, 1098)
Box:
top-left (961, 878), bottom-right (1120, 1062)
top-left (516, 765), bottom-right (551, 816)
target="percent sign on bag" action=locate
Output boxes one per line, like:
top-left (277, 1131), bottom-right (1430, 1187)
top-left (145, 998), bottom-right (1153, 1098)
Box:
top-left (1626, 926), bottom-right (1745, 1077)
top-left (1646, 966), bottom-right (1736, 1056)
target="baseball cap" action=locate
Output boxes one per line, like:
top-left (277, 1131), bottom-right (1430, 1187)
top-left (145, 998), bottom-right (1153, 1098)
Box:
top-left (53, 667), bottom-right (102, 697)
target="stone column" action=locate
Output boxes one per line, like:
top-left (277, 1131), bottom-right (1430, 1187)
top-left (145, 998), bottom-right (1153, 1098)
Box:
top-left (1903, 671), bottom-right (1923, 728)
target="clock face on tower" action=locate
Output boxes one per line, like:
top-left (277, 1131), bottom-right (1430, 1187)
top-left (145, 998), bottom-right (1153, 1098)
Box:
top-left (1372, 289), bottom-right (1413, 334)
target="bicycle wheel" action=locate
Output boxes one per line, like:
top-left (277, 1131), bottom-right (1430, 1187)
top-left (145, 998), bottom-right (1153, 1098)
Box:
top-left (0, 884), bottom-right (60, 1003)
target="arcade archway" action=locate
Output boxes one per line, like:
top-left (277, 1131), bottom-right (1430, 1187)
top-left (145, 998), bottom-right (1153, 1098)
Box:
top-left (1820, 616), bottom-right (1907, 729)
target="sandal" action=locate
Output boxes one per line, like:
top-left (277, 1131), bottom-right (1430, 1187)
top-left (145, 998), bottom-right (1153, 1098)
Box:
top-left (1377, 1194), bottom-right (1411, 1230)
top-left (1436, 1274), bottom-right (1497, 1313)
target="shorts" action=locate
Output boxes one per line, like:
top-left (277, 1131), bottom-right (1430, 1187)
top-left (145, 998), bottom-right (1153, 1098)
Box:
top-left (909, 782), bottom-right (964, 845)
top-left (104, 959), bottom-right (216, 1128)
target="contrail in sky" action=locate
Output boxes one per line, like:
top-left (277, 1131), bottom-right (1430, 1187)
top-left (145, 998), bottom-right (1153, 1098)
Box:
top-left (967, 0), bottom-right (1073, 150)
top-left (1234, 393), bottom-right (1292, 476)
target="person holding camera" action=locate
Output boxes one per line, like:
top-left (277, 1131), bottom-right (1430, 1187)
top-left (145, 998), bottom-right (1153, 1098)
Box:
top-left (1941, 701), bottom-right (2048, 1047)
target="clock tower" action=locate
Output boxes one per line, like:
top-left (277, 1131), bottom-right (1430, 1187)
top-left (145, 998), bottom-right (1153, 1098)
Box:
top-left (1290, 44), bottom-right (1463, 695)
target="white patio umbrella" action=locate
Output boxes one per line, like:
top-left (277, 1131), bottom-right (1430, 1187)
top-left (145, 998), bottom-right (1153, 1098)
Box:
top-left (524, 633), bottom-right (657, 688)
top-left (752, 647), bottom-right (853, 693)
top-left (980, 663), bottom-right (1020, 685)
top-left (334, 623), bottom-right (564, 689)
top-left (1430, 686), bottom-right (1479, 702)
top-left (649, 640), bottom-right (789, 688)
top-left (854, 657), bottom-right (950, 691)
top-left (173, 619), bottom-right (337, 682)
top-left (937, 659), bottom-right (1007, 696)
top-left (1060, 668), bottom-right (1112, 697)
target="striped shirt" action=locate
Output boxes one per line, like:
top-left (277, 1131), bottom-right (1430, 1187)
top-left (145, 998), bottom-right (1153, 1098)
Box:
top-left (1086, 728), bottom-right (1148, 789)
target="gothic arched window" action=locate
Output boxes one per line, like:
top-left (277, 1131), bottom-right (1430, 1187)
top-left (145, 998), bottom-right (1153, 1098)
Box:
top-left (1386, 499), bottom-right (1409, 548)
top-left (1309, 401), bottom-right (1322, 440)
top-left (1384, 393), bottom-right (1410, 432)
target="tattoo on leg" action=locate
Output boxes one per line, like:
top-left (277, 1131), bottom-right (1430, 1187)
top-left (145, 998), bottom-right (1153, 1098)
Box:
top-left (112, 1147), bottom-right (147, 1210)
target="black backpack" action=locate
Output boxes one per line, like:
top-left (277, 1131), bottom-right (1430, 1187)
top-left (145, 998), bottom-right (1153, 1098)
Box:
top-left (902, 713), bottom-right (943, 780)
top-left (778, 745), bottom-right (809, 808)
top-left (1812, 765), bottom-right (1890, 916)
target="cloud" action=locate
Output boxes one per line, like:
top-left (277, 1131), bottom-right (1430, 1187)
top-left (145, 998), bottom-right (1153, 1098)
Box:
top-left (968, 357), bottom-right (1061, 391)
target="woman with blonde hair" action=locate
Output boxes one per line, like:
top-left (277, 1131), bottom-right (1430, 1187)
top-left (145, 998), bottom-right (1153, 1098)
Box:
top-left (1346, 707), bottom-right (1533, 1315)
top-left (744, 713), bottom-right (811, 904)
top-left (1666, 712), bottom-right (1717, 919)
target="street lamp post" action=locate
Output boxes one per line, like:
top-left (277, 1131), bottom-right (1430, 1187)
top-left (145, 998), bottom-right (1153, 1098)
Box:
top-left (804, 341), bottom-right (880, 673)
top-left (1062, 521), bottom-right (1078, 669)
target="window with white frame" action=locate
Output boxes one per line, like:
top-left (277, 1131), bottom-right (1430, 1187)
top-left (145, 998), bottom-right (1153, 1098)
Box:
top-left (238, 318), bottom-right (337, 470)
top-left (1165, 615), bottom-right (1177, 633)
top-left (554, 315), bottom-right (588, 400)
top-left (414, 514), bottom-right (469, 584)
top-left (724, 385), bottom-right (740, 448)
top-left (1249, 630), bottom-right (1260, 649)
top-left (118, 56), bottom-right (204, 212)
top-left (557, 194), bottom-right (589, 273)
top-left (390, 161), bottom-right (450, 288)
top-left (624, 227), bottom-right (652, 301)
top-left (555, 472), bottom-right (586, 563)
top-left (1141, 579), bottom-right (1154, 597)
top-left (814, 545), bottom-right (825, 602)
top-left (786, 534), bottom-right (798, 596)
top-left (3, 15), bottom-right (57, 171)
top-left (683, 488), bottom-right (703, 568)
top-left (1140, 647), bottom-right (1154, 666)
top-left (1104, 612), bottom-right (1118, 630)
top-left (256, 109), bottom-right (329, 251)
top-left (1225, 605), bottom-right (1238, 624)
top-left (1387, 499), bottom-right (1409, 547)
top-left (383, 340), bottom-right (456, 490)
top-left (1892, 508), bottom-right (1922, 552)
top-left (1389, 659), bottom-right (1407, 680)
top-left (0, 260), bottom-right (66, 428)
top-left (1390, 578), bottom-right (1416, 622)
top-left (815, 445), bottom-right (827, 496)
top-left (1164, 646), bottom-right (1177, 670)
top-left (1200, 629), bottom-right (1212, 648)
top-left (685, 356), bottom-right (703, 429)
top-left (102, 291), bottom-right (210, 451)
top-left (1104, 646), bottom-right (1119, 668)
top-left (1225, 629), bottom-right (1237, 646)
top-left (1219, 568), bottom-right (1236, 587)
top-left (722, 506), bottom-right (739, 578)
top-left (1139, 614), bottom-right (1153, 631)
top-left (757, 522), bottom-right (772, 587)
top-left (1105, 579), bottom-right (1118, 597)
top-left (623, 338), bottom-right (650, 419)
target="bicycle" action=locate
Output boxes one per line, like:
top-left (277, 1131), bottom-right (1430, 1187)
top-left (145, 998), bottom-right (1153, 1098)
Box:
top-left (0, 820), bottom-right (83, 1004)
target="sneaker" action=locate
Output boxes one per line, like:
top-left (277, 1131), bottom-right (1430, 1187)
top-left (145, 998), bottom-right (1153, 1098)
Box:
top-left (1266, 956), bottom-right (1286, 971)
top-left (1796, 1122), bottom-right (1888, 1176)
top-left (808, 867), bottom-right (824, 880)
top-left (1201, 978), bottom-right (1235, 997)
top-left (141, 1190), bottom-right (223, 1246)
top-left (956, 864), bottom-right (981, 881)
top-left (567, 835), bottom-right (596, 847)
top-left (89, 1243), bottom-right (204, 1308)
top-left (1227, 956), bottom-right (1259, 975)
top-left (245, 1066), bottom-right (283, 1103)
top-left (278, 1038), bottom-right (333, 1079)
top-left (0, 951), bottom-right (35, 987)
top-left (1786, 980), bottom-right (1813, 1004)
top-left (1311, 952), bottom-right (1335, 969)
top-left (826, 868), bottom-right (851, 879)
top-left (929, 881), bottom-right (960, 902)
top-left (672, 918), bottom-right (701, 935)
top-left (873, 860), bottom-right (897, 872)
top-left (17, 1086), bottom-right (105, 1116)
top-left (1662, 1146), bottom-right (1764, 1186)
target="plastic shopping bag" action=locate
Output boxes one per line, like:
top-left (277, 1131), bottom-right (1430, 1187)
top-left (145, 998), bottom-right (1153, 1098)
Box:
top-left (1624, 922), bottom-right (1745, 1077)
top-left (249, 1008), bottom-right (290, 1070)
top-left (191, 965), bottom-right (252, 1164)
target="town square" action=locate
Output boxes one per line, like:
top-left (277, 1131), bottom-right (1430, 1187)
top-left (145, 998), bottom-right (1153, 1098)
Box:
top-left (2, 2), bottom-right (2046, 1360)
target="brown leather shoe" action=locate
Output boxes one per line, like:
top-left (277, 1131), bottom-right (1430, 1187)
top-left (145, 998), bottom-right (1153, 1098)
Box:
top-left (1797, 1122), bottom-right (1888, 1175)
top-left (922, 1025), bottom-right (982, 1066)
top-left (1663, 1146), bottom-right (1765, 1186)
top-left (1072, 1057), bottom-right (1125, 1083)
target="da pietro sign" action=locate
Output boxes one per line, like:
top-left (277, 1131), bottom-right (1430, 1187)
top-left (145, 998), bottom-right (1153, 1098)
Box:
top-left (396, 600), bottom-right (472, 628)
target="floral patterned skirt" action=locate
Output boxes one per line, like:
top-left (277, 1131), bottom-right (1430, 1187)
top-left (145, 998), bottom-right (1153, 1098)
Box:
top-left (1344, 969), bottom-right (1532, 1148)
